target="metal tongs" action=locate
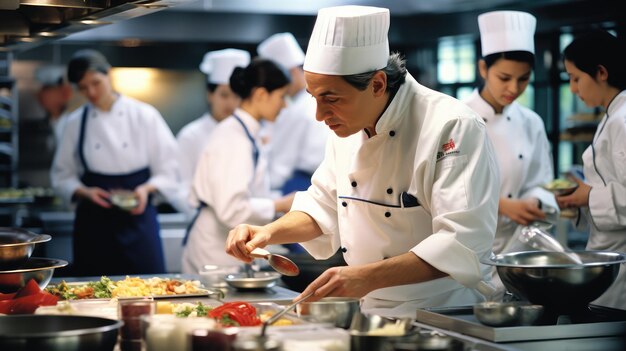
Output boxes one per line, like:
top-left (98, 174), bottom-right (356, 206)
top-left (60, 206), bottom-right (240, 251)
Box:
top-left (260, 291), bottom-right (314, 336)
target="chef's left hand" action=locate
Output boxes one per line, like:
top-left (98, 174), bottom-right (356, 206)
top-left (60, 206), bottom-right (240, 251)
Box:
top-left (556, 175), bottom-right (591, 209)
top-left (130, 184), bottom-right (152, 215)
top-left (295, 266), bottom-right (370, 302)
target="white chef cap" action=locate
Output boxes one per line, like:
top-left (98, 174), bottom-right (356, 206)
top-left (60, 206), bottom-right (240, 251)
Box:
top-left (35, 65), bottom-right (66, 87)
top-left (257, 33), bottom-right (305, 70)
top-left (199, 49), bottom-right (251, 85)
top-left (478, 10), bottom-right (536, 57)
top-left (303, 5), bottom-right (390, 75)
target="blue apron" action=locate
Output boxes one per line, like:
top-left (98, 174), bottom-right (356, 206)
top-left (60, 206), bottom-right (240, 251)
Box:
top-left (182, 114), bottom-right (258, 246)
top-left (73, 106), bottom-right (165, 276)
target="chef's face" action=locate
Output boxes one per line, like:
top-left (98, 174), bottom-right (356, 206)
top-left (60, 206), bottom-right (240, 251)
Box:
top-left (304, 72), bottom-right (380, 138)
top-left (480, 58), bottom-right (532, 110)
top-left (259, 86), bottom-right (288, 122)
top-left (76, 70), bottom-right (114, 108)
top-left (564, 59), bottom-right (604, 108)
top-left (209, 84), bottom-right (241, 121)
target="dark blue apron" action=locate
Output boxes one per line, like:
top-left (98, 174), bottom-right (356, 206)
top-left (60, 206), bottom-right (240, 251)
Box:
top-left (182, 114), bottom-right (258, 246)
top-left (281, 170), bottom-right (313, 194)
top-left (73, 105), bottom-right (165, 276)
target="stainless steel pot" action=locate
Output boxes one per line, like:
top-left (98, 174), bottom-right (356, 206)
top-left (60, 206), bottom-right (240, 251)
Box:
top-left (0, 227), bottom-right (51, 269)
top-left (0, 315), bottom-right (122, 351)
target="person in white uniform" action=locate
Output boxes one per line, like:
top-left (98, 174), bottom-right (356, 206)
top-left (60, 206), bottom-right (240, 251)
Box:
top-left (35, 65), bottom-right (73, 149)
top-left (464, 11), bottom-right (558, 256)
top-left (51, 50), bottom-right (180, 275)
top-left (257, 33), bottom-right (329, 194)
top-left (558, 30), bottom-right (626, 310)
top-left (226, 6), bottom-right (500, 318)
top-left (181, 59), bottom-right (295, 274)
top-left (175, 49), bottom-right (251, 217)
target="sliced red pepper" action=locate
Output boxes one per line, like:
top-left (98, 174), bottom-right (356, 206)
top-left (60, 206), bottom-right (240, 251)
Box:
top-left (14, 279), bottom-right (41, 298)
top-left (208, 301), bottom-right (261, 326)
top-left (0, 292), bottom-right (16, 301)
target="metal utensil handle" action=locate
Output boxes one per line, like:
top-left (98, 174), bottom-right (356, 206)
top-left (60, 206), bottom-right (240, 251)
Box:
top-left (261, 291), bottom-right (314, 336)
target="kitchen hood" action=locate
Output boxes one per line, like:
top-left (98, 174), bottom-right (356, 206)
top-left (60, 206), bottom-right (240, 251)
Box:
top-left (0, 0), bottom-right (192, 52)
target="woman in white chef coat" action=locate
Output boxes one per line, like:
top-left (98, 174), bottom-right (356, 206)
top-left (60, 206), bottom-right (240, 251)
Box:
top-left (226, 6), bottom-right (500, 318)
top-left (51, 50), bottom-right (180, 276)
top-left (181, 59), bottom-right (295, 274)
top-left (464, 11), bottom-right (558, 256)
top-left (175, 49), bottom-right (250, 218)
top-left (558, 30), bottom-right (626, 310)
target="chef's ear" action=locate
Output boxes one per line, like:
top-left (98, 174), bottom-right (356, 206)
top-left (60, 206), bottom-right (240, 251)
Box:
top-left (595, 64), bottom-right (609, 82)
top-left (371, 70), bottom-right (387, 98)
top-left (478, 59), bottom-right (488, 80)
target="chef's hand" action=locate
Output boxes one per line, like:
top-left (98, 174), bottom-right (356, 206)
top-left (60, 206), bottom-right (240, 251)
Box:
top-left (295, 266), bottom-right (370, 302)
top-left (556, 176), bottom-right (591, 209)
top-left (499, 197), bottom-right (545, 225)
top-left (75, 186), bottom-right (111, 208)
top-left (226, 224), bottom-right (272, 263)
top-left (130, 184), bottom-right (155, 215)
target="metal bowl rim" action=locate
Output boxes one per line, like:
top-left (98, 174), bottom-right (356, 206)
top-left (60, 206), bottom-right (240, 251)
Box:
top-left (0, 227), bottom-right (52, 247)
top-left (224, 271), bottom-right (282, 282)
top-left (481, 250), bottom-right (626, 268)
top-left (0, 257), bottom-right (68, 273)
top-left (0, 315), bottom-right (122, 338)
top-left (300, 297), bottom-right (361, 304)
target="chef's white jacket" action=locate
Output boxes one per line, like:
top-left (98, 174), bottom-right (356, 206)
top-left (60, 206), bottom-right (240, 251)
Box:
top-left (577, 90), bottom-right (626, 309)
top-left (267, 89), bottom-right (329, 190)
top-left (292, 74), bottom-right (500, 317)
top-left (51, 95), bottom-right (180, 205)
top-left (464, 90), bottom-right (558, 254)
top-left (181, 108), bottom-right (276, 274)
top-left (174, 113), bottom-right (219, 217)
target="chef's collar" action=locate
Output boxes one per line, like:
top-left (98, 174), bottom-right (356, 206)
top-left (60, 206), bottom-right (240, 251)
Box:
top-left (469, 88), bottom-right (513, 122)
top-left (88, 93), bottom-right (122, 115)
top-left (372, 73), bottom-right (412, 136)
top-left (607, 89), bottom-right (626, 117)
top-left (233, 107), bottom-right (262, 137)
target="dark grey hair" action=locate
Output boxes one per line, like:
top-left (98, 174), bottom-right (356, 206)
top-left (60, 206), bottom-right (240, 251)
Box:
top-left (67, 49), bottom-right (111, 84)
top-left (341, 52), bottom-right (407, 93)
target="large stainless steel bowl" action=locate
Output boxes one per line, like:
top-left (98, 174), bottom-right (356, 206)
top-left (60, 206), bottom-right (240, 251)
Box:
top-left (0, 257), bottom-right (67, 293)
top-left (0, 227), bottom-right (51, 269)
top-left (224, 271), bottom-right (281, 289)
top-left (483, 251), bottom-right (626, 312)
top-left (0, 315), bottom-right (122, 351)
top-left (296, 297), bottom-right (360, 328)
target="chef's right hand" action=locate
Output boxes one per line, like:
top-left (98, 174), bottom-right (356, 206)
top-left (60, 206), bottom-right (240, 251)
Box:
top-left (75, 186), bottom-right (111, 208)
top-left (499, 197), bottom-right (545, 225)
top-left (226, 224), bottom-right (272, 263)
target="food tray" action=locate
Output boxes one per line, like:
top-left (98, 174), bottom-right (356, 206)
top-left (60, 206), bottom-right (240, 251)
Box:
top-left (46, 280), bottom-right (223, 300)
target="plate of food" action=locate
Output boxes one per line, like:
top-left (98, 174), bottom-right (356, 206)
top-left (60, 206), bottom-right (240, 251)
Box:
top-left (109, 190), bottom-right (138, 211)
top-left (543, 178), bottom-right (578, 196)
top-left (45, 276), bottom-right (223, 300)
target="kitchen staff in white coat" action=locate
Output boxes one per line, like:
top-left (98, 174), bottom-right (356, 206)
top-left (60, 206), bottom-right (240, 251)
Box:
top-left (464, 11), bottom-right (558, 256)
top-left (181, 59), bottom-right (295, 274)
top-left (35, 65), bottom-right (73, 149)
top-left (226, 6), bottom-right (500, 318)
top-left (175, 49), bottom-right (250, 217)
top-left (257, 33), bottom-right (329, 194)
top-left (558, 30), bottom-right (626, 310)
top-left (51, 50), bottom-right (180, 275)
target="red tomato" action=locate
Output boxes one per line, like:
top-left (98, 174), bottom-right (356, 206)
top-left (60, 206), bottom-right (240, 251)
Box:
top-left (208, 301), bottom-right (261, 327)
top-left (14, 279), bottom-right (41, 298)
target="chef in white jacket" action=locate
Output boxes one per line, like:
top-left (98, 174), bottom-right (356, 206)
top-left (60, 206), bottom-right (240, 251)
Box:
top-left (558, 30), bottom-right (626, 310)
top-left (464, 11), bottom-right (558, 256)
top-left (181, 59), bottom-right (295, 274)
top-left (51, 50), bottom-right (180, 275)
top-left (257, 33), bottom-right (329, 194)
top-left (226, 6), bottom-right (500, 318)
top-left (175, 49), bottom-right (251, 217)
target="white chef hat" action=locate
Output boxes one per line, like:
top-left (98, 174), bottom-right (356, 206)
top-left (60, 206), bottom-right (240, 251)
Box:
top-left (478, 10), bottom-right (536, 57)
top-left (35, 65), bottom-right (66, 87)
top-left (257, 33), bottom-right (305, 70)
top-left (199, 49), bottom-right (251, 85)
top-left (303, 5), bottom-right (390, 75)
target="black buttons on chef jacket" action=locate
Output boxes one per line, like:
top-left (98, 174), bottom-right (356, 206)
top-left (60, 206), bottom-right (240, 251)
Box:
top-left (351, 181), bottom-right (357, 187)
top-left (340, 247), bottom-right (347, 253)
top-left (507, 194), bottom-right (513, 198)
top-left (507, 116), bottom-right (511, 121)
top-left (386, 188), bottom-right (393, 194)
top-left (342, 201), bottom-right (348, 207)
top-left (95, 143), bottom-right (101, 149)
top-left (385, 211), bottom-right (391, 218)
top-left (518, 154), bottom-right (523, 159)
top-left (389, 130), bottom-right (396, 137)
top-left (123, 142), bottom-right (128, 148)
top-left (482, 118), bottom-right (487, 123)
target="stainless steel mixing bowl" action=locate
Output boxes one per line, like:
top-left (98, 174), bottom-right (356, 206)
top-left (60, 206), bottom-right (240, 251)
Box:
top-left (483, 251), bottom-right (626, 312)
top-left (0, 315), bottom-right (122, 351)
top-left (0, 227), bottom-right (51, 269)
top-left (296, 297), bottom-right (361, 328)
top-left (473, 301), bottom-right (544, 327)
top-left (0, 257), bottom-right (67, 293)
